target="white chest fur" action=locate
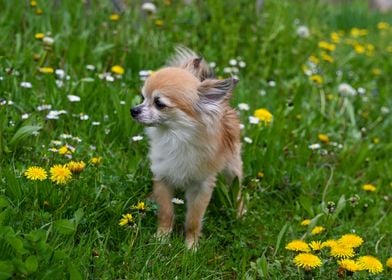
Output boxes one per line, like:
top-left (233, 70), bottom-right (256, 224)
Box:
top-left (146, 127), bottom-right (215, 187)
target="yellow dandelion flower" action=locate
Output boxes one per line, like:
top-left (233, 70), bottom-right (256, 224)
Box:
top-left (300, 219), bottom-right (311, 226)
top-left (338, 259), bottom-right (362, 272)
top-left (257, 171), bottom-right (264, 178)
top-left (377, 22), bottom-right (390, 30)
top-left (285, 240), bottom-right (310, 252)
top-left (371, 68), bottom-right (381, 76)
top-left (109, 14), bottom-right (120, 21)
top-left (357, 256), bottom-right (383, 274)
top-left (132, 201), bottom-right (146, 211)
top-left (318, 41), bottom-right (336, 52)
top-left (155, 19), bottom-right (164, 27)
top-left (309, 55), bottom-right (319, 64)
top-left (309, 241), bottom-right (323, 251)
top-left (254, 108), bottom-right (273, 124)
top-left (353, 43), bottom-right (365, 54)
top-left (350, 28), bottom-right (368, 37)
top-left (338, 234), bottom-right (364, 248)
top-left (321, 239), bottom-right (338, 248)
top-left (311, 226), bottom-right (325, 235)
top-left (330, 244), bottom-right (355, 259)
top-left (111, 65), bottom-right (124, 75)
top-left (89, 157), bottom-right (102, 166)
top-left (35, 33), bottom-right (44, 40)
top-left (318, 134), bottom-right (329, 144)
top-left (119, 213), bottom-right (134, 226)
top-left (362, 184), bottom-right (376, 192)
top-left (30, 1), bottom-right (37, 7)
top-left (24, 166), bottom-right (47, 181)
top-left (309, 74), bottom-right (323, 85)
top-left (58, 145), bottom-right (71, 155)
top-left (321, 52), bottom-right (334, 63)
top-left (386, 257), bottom-right (392, 268)
top-left (35, 8), bottom-right (43, 15)
top-left (330, 32), bottom-right (341, 43)
top-left (293, 253), bottom-right (322, 270)
top-left (67, 161), bottom-right (86, 174)
top-left (50, 164), bottom-right (72, 185)
top-left (39, 67), bottom-right (54, 74)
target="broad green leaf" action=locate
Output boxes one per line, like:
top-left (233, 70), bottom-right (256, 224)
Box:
top-left (9, 125), bottom-right (42, 147)
top-left (25, 255), bottom-right (38, 273)
top-left (54, 219), bottom-right (76, 235)
top-left (0, 261), bottom-right (14, 280)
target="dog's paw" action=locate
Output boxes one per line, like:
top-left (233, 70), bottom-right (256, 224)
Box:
top-left (185, 237), bottom-right (199, 251)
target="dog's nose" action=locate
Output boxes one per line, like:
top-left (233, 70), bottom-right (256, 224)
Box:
top-left (130, 107), bottom-right (142, 118)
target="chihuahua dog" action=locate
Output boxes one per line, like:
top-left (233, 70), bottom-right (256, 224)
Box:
top-left (131, 47), bottom-right (242, 249)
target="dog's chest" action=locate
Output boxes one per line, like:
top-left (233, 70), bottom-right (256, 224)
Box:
top-left (146, 129), bottom-right (211, 186)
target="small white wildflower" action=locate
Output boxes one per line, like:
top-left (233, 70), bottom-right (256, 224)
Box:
top-left (86, 65), bottom-right (95, 71)
top-left (238, 103), bottom-right (250, 111)
top-left (21, 113), bottom-right (29, 120)
top-left (223, 67), bottom-right (232, 74)
top-left (260, 89), bottom-right (266, 96)
top-left (0, 76), bottom-right (3, 81)
top-left (48, 148), bottom-right (58, 152)
top-left (244, 137), bottom-right (253, 144)
top-left (51, 140), bottom-right (62, 146)
top-left (43, 36), bottom-right (54, 46)
top-left (46, 110), bottom-right (67, 120)
top-left (20, 82), bottom-right (32, 88)
top-left (7, 100), bottom-right (14, 105)
top-left (55, 80), bottom-right (64, 88)
top-left (268, 80), bottom-right (276, 87)
top-left (55, 69), bottom-right (65, 79)
top-left (132, 135), bottom-right (143, 142)
top-left (60, 134), bottom-right (73, 139)
top-left (308, 143), bottom-right (321, 150)
top-left (338, 83), bottom-right (356, 97)
top-left (37, 104), bottom-right (52, 111)
top-left (296, 25), bottom-right (310, 38)
top-left (229, 59), bottom-right (237, 66)
top-left (120, 100), bottom-right (126, 105)
top-left (92, 121), bottom-right (101, 126)
top-left (249, 116), bottom-right (260, 124)
top-left (105, 128), bottom-right (110, 135)
top-left (357, 87), bottom-right (366, 95)
top-left (80, 113), bottom-right (89, 120)
top-left (67, 95), bottom-right (81, 102)
top-left (141, 2), bottom-right (157, 13)
top-left (209, 62), bottom-right (216, 68)
top-left (105, 75), bottom-right (114, 82)
top-left (72, 137), bottom-right (82, 143)
top-left (90, 145), bottom-right (96, 150)
top-left (238, 61), bottom-right (246, 68)
top-left (32, 131), bottom-right (40, 136)
top-left (381, 106), bottom-right (389, 114)
top-left (171, 198), bottom-right (184, 204)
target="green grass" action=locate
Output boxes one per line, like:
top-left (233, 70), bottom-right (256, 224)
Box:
top-left (1, 0), bottom-right (392, 279)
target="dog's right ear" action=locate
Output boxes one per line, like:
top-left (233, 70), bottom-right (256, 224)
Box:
top-left (198, 78), bottom-right (238, 101)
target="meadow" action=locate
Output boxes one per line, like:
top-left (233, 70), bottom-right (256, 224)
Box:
top-left (0, 0), bottom-right (392, 279)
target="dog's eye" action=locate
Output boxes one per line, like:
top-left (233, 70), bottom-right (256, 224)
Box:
top-left (154, 97), bottom-right (166, 109)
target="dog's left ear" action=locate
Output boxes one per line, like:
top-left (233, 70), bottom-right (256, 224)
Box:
top-left (198, 78), bottom-right (238, 101)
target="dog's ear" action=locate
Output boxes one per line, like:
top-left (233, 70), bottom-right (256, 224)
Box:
top-left (198, 78), bottom-right (238, 101)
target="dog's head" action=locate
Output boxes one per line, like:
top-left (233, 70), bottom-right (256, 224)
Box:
top-left (131, 47), bottom-right (237, 128)
top-left (131, 67), bottom-right (237, 128)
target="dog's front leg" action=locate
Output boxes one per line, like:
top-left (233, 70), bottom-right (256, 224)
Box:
top-left (152, 179), bottom-right (174, 237)
top-left (184, 177), bottom-right (215, 249)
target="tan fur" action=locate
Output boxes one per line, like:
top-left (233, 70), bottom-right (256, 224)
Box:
top-left (132, 48), bottom-right (243, 249)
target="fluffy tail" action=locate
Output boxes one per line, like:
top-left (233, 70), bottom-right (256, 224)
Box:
top-left (167, 46), bottom-right (214, 81)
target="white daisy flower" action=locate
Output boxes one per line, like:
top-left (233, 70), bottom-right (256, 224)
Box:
top-left (132, 135), bottom-right (143, 142)
top-left (249, 116), bottom-right (260, 124)
top-left (86, 65), bottom-right (95, 71)
top-left (244, 137), bottom-right (253, 144)
top-left (67, 95), bottom-right (81, 102)
top-left (37, 104), bottom-right (52, 111)
top-left (21, 113), bottom-right (29, 120)
top-left (20, 82), bottom-right (32, 88)
top-left (238, 103), bottom-right (250, 111)
top-left (55, 69), bottom-right (65, 79)
top-left (308, 143), bottom-right (321, 150)
top-left (171, 198), bottom-right (184, 204)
